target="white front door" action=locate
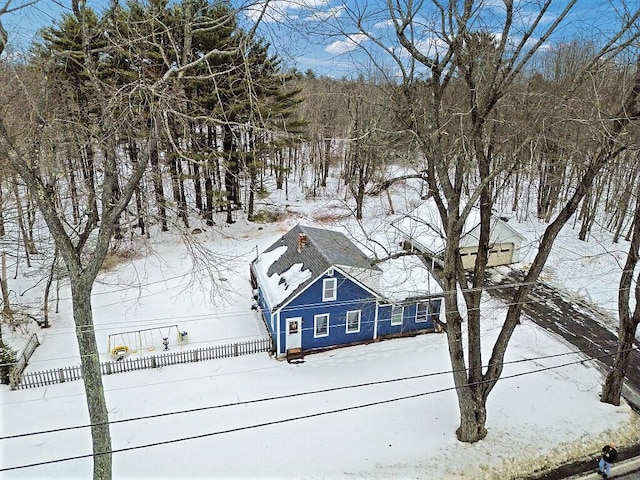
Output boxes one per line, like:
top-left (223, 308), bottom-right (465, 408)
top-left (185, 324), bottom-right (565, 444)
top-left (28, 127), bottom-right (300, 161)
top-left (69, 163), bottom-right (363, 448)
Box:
top-left (286, 317), bottom-right (302, 350)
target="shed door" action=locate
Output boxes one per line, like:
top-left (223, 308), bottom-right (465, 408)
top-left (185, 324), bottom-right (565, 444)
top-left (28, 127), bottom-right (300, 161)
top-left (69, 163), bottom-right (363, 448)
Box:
top-left (488, 243), bottom-right (514, 267)
top-left (286, 317), bottom-right (302, 350)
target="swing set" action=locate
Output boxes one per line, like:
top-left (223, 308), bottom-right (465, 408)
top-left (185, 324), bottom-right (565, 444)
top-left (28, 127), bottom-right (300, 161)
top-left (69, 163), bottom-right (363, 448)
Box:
top-left (107, 325), bottom-right (188, 359)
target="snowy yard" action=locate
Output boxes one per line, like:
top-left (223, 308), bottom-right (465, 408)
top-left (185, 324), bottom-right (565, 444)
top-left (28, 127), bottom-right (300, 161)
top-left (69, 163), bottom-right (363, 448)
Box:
top-left (1, 180), bottom-right (639, 479)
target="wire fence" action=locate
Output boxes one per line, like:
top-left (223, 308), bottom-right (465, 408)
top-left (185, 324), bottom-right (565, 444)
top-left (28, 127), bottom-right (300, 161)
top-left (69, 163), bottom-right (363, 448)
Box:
top-left (12, 337), bottom-right (273, 390)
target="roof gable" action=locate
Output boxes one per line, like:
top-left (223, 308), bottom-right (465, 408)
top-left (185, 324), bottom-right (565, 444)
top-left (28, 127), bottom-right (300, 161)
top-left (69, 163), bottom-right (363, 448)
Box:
top-left (253, 224), bottom-right (381, 310)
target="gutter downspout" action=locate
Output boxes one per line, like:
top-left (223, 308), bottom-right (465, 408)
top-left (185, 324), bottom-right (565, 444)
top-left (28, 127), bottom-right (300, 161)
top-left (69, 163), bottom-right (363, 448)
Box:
top-left (373, 300), bottom-right (379, 340)
top-left (275, 310), bottom-right (281, 356)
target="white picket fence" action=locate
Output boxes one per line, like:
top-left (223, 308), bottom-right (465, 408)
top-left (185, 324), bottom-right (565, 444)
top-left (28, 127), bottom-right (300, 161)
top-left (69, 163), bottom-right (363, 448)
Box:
top-left (12, 337), bottom-right (273, 390)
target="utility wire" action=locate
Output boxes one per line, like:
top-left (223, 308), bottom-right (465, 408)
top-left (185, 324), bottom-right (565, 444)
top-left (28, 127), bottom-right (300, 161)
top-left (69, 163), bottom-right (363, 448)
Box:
top-left (1, 345), bottom-right (633, 441)
top-left (1, 347), bottom-right (632, 473)
top-left (20, 287), bottom-right (619, 363)
top-left (32, 282), bottom-right (620, 339)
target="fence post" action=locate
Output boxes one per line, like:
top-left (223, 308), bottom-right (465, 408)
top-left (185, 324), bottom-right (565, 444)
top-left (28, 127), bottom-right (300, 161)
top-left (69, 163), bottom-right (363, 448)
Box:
top-left (151, 356), bottom-right (157, 368)
top-left (234, 343), bottom-right (238, 357)
top-left (192, 350), bottom-right (199, 362)
top-left (58, 368), bottom-right (65, 383)
top-left (9, 367), bottom-right (18, 390)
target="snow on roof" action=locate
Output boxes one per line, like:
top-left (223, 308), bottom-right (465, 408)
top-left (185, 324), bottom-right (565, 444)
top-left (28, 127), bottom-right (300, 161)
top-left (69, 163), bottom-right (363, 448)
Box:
top-left (394, 198), bottom-right (523, 254)
top-left (377, 256), bottom-right (443, 303)
top-left (253, 246), bottom-right (313, 309)
top-left (394, 199), bottom-right (456, 254)
top-left (252, 225), bottom-right (381, 310)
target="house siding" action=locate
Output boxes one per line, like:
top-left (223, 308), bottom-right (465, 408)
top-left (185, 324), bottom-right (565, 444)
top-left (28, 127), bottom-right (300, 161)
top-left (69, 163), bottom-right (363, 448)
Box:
top-left (257, 271), bottom-right (444, 357)
top-left (255, 281), bottom-right (277, 348)
top-left (278, 271), bottom-right (377, 355)
top-left (376, 298), bottom-right (441, 337)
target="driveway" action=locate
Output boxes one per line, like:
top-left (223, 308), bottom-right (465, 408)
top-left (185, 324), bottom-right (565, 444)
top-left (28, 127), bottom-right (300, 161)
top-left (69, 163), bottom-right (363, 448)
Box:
top-left (485, 268), bottom-right (640, 411)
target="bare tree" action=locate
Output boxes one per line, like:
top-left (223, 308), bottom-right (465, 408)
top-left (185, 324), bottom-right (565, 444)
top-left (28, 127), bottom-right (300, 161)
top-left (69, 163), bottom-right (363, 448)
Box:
top-left (601, 185), bottom-right (640, 405)
top-left (1, 0), bottom-right (269, 477)
top-left (328, 0), bottom-right (640, 442)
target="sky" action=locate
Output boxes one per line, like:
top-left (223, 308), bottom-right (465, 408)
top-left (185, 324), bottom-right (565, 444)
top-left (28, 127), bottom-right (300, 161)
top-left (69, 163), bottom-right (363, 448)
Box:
top-left (1, 164), bottom-right (639, 478)
top-left (0, 0), bottom-right (633, 77)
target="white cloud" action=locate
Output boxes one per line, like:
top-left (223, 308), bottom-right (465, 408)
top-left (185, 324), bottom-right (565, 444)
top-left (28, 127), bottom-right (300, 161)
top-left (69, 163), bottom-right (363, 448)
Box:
top-left (325, 33), bottom-right (368, 54)
top-left (245, 0), bottom-right (332, 23)
top-left (308, 5), bottom-right (345, 21)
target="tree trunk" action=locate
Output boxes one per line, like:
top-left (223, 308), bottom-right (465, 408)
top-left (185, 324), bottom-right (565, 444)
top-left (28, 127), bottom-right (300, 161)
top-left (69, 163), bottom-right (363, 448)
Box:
top-left (223, 124), bottom-right (236, 224)
top-left (150, 134), bottom-right (168, 232)
top-left (80, 141), bottom-right (100, 225)
top-left (12, 175), bottom-right (33, 266)
top-left (0, 182), bottom-right (5, 237)
top-left (612, 160), bottom-right (639, 243)
top-left (189, 124), bottom-right (204, 214)
top-left (1, 251), bottom-right (12, 318)
top-left (66, 147), bottom-right (80, 225)
top-left (127, 141), bottom-right (146, 235)
top-left (70, 278), bottom-right (112, 479)
top-left (203, 125), bottom-right (216, 226)
top-left (275, 149), bottom-right (284, 190)
top-left (170, 155), bottom-right (189, 228)
top-left (42, 246), bottom-right (59, 328)
top-left (456, 386), bottom-right (488, 442)
top-left (601, 325), bottom-right (639, 405)
top-left (601, 183), bottom-right (640, 405)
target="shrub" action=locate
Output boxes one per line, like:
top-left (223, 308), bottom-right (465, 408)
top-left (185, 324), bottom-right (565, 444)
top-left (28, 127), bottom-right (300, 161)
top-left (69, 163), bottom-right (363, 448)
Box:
top-left (0, 342), bottom-right (17, 385)
top-left (250, 209), bottom-right (283, 223)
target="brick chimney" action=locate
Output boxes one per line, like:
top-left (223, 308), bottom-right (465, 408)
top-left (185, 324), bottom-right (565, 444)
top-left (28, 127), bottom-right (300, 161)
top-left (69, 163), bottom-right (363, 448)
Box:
top-left (298, 233), bottom-right (308, 252)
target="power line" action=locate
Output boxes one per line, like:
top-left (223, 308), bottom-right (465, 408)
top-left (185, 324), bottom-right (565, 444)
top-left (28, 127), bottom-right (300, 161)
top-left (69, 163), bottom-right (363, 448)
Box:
top-left (1, 347), bottom-right (632, 473)
top-left (1, 344), bottom-right (631, 441)
top-left (30, 279), bottom-right (621, 339)
top-left (18, 285), bottom-right (618, 363)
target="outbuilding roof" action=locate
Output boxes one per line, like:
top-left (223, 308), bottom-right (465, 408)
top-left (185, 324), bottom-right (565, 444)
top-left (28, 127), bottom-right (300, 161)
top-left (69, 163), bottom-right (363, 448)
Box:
top-left (394, 198), bottom-right (525, 255)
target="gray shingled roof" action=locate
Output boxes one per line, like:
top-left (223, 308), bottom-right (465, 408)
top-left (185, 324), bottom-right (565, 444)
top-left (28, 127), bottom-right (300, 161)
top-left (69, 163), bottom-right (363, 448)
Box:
top-left (254, 224), bottom-right (381, 309)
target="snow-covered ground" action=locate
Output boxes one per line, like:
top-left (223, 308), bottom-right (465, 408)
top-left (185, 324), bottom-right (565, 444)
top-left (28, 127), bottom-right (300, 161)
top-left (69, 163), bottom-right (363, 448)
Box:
top-left (1, 175), bottom-right (639, 479)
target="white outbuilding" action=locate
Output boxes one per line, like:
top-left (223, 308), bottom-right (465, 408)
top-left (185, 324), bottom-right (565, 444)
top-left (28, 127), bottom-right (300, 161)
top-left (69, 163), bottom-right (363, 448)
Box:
top-left (393, 198), bottom-right (525, 270)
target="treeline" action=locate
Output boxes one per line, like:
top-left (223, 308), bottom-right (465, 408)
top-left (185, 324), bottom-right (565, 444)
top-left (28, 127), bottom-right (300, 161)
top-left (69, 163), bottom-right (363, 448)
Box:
top-left (2, 7), bottom-right (637, 245)
top-left (1, 0), bottom-right (305, 242)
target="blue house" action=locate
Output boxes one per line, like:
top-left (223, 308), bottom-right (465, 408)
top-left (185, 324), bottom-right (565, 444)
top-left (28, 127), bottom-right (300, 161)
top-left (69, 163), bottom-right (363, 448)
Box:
top-left (250, 225), bottom-right (443, 359)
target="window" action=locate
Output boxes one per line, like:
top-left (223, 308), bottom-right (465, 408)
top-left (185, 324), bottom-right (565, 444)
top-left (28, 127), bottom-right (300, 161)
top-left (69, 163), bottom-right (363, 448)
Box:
top-left (416, 302), bottom-right (429, 323)
top-left (314, 314), bottom-right (329, 337)
top-left (346, 310), bottom-right (361, 333)
top-left (429, 300), bottom-right (441, 321)
top-left (288, 320), bottom-right (298, 335)
top-left (391, 306), bottom-right (404, 326)
top-left (323, 278), bottom-right (337, 301)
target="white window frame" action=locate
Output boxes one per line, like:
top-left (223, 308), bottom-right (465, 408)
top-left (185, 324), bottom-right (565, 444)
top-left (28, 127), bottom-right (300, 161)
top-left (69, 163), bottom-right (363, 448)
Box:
top-left (322, 278), bottom-right (337, 301)
top-left (314, 313), bottom-right (329, 338)
top-left (346, 310), bottom-right (361, 333)
top-left (391, 306), bottom-right (404, 326)
top-left (416, 302), bottom-right (429, 323)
